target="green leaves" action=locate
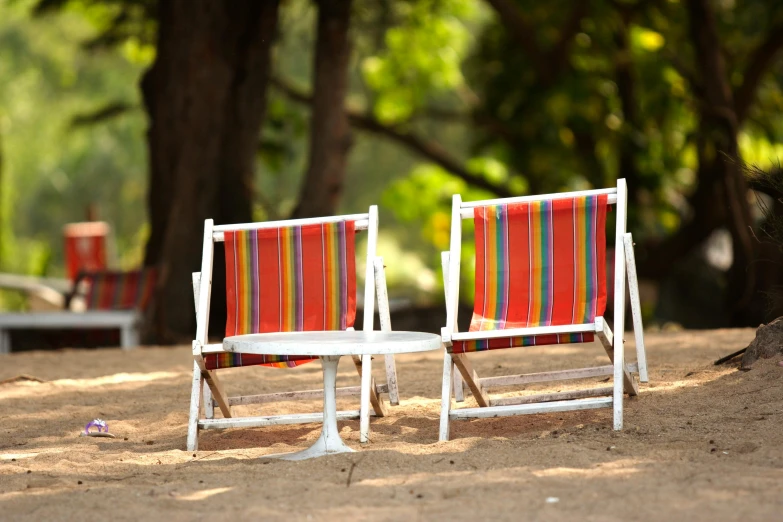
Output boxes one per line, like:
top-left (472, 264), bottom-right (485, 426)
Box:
top-left (362, 0), bottom-right (476, 124)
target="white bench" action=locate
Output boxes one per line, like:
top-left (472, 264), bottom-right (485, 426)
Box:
top-left (0, 310), bottom-right (141, 354)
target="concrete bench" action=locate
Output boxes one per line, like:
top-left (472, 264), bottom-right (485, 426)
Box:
top-left (0, 310), bottom-right (141, 354)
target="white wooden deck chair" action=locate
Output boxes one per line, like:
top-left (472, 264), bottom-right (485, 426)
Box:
top-left (439, 179), bottom-right (648, 441)
top-left (188, 206), bottom-right (400, 451)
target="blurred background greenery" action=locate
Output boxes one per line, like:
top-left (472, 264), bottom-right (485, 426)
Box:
top-left (1, 0), bottom-right (782, 339)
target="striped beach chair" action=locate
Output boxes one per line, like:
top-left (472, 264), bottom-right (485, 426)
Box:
top-left (439, 179), bottom-right (648, 441)
top-left (72, 269), bottom-right (157, 312)
top-left (188, 206), bottom-right (399, 451)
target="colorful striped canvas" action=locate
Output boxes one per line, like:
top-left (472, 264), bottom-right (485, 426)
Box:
top-left (81, 269), bottom-right (157, 311)
top-left (205, 221), bottom-right (357, 370)
top-left (451, 195), bottom-right (608, 353)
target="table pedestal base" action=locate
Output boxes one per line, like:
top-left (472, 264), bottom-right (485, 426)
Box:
top-left (262, 356), bottom-right (355, 461)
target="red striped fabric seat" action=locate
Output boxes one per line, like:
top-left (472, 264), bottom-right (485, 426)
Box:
top-left (79, 269), bottom-right (157, 311)
top-left (204, 221), bottom-right (356, 370)
top-left (450, 195), bottom-right (608, 353)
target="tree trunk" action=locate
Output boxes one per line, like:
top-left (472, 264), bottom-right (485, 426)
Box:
top-left (142, 0), bottom-right (280, 341)
top-left (686, 0), bottom-right (756, 323)
top-left (291, 0), bottom-right (354, 219)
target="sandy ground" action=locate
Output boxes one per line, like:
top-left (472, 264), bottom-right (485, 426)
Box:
top-left (1, 328), bottom-right (782, 521)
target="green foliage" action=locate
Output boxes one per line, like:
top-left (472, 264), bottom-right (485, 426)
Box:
top-left (361, 0), bottom-right (478, 124)
top-left (0, 0), bottom-right (148, 288)
top-left (5, 0), bottom-right (783, 315)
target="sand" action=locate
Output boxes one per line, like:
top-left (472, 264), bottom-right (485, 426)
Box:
top-left (1, 328), bottom-right (782, 521)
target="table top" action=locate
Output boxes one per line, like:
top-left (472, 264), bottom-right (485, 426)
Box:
top-left (223, 330), bottom-right (443, 356)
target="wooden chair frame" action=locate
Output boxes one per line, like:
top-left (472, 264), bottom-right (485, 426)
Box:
top-left (188, 206), bottom-right (400, 451)
top-left (439, 179), bottom-right (648, 441)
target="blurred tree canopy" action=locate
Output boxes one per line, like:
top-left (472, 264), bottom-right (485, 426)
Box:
top-left (2, 0), bottom-right (783, 339)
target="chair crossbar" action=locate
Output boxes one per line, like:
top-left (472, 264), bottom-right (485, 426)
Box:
top-left (212, 214), bottom-right (370, 241)
top-left (450, 322), bottom-right (598, 342)
top-left (198, 409), bottom-right (372, 430)
top-left (227, 383), bottom-right (390, 407)
top-left (460, 187), bottom-right (617, 212)
top-left (449, 397), bottom-right (613, 420)
top-left (489, 386), bottom-right (614, 407)
top-left (478, 365), bottom-right (618, 389)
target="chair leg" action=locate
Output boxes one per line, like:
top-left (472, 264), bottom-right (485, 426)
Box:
top-left (187, 361), bottom-right (204, 452)
top-left (203, 384), bottom-right (214, 419)
top-left (439, 352), bottom-right (453, 442)
top-left (613, 338), bottom-right (624, 431)
top-left (360, 355), bottom-right (372, 443)
top-left (596, 320), bottom-right (639, 397)
top-left (453, 368), bottom-right (465, 403)
top-left (374, 257), bottom-right (400, 405)
top-left (623, 233), bottom-right (648, 383)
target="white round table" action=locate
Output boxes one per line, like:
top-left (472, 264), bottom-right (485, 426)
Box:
top-left (223, 330), bottom-right (442, 460)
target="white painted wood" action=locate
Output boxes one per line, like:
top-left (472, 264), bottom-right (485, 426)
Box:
top-left (360, 206), bottom-right (379, 443)
top-left (452, 354), bottom-right (490, 407)
top-left (450, 397), bottom-right (613, 420)
top-left (203, 384), bottom-right (214, 420)
top-left (624, 233), bottom-right (648, 383)
top-left (119, 326), bottom-right (139, 349)
top-left (212, 214), bottom-right (370, 241)
top-left (200, 410), bottom-right (361, 429)
top-left (186, 361), bottom-right (203, 452)
top-left (490, 386), bottom-right (614, 407)
top-left (0, 310), bottom-right (140, 328)
top-left (440, 250), bottom-right (464, 402)
top-left (192, 272), bottom-right (213, 419)
top-left (191, 272), bottom-right (201, 314)
top-left (444, 194), bottom-right (462, 343)
top-left (195, 220), bottom-right (214, 345)
top-left (451, 322), bottom-right (596, 341)
top-left (200, 343), bottom-right (226, 354)
top-left (459, 189), bottom-right (617, 218)
top-left (479, 365), bottom-right (616, 388)
top-left (613, 179), bottom-right (628, 430)
top-left (439, 352), bottom-right (453, 442)
top-left (0, 330), bottom-right (9, 354)
top-left (228, 386), bottom-right (362, 406)
top-left (224, 330), bottom-right (442, 356)
top-left (0, 311), bottom-right (140, 353)
top-left (260, 356), bottom-right (355, 460)
top-left (374, 256), bottom-right (400, 406)
top-left (595, 316), bottom-right (613, 347)
top-left (362, 207), bottom-right (379, 331)
top-left (452, 359), bottom-right (465, 402)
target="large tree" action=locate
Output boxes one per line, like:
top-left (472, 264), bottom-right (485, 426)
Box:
top-left (291, 0), bottom-right (355, 219)
top-left (142, 0), bottom-right (280, 340)
top-left (328, 0), bottom-right (783, 327)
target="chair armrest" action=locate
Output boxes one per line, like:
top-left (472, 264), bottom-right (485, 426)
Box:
top-left (373, 256), bottom-right (392, 332)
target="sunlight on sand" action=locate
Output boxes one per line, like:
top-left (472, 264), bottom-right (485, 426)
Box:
top-left (174, 487), bottom-right (233, 501)
top-left (0, 371), bottom-right (184, 399)
top-left (51, 371), bottom-right (183, 387)
top-left (0, 453), bottom-right (40, 461)
top-left (531, 459), bottom-right (644, 478)
top-left (0, 449), bottom-right (64, 461)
